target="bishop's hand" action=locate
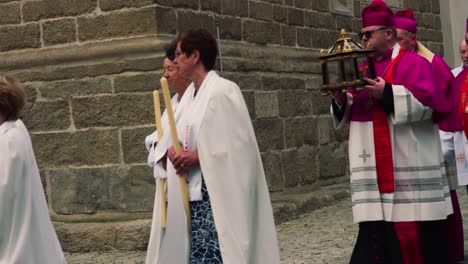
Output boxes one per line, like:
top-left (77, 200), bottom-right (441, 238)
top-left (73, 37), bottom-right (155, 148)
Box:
top-left (364, 77), bottom-right (385, 100)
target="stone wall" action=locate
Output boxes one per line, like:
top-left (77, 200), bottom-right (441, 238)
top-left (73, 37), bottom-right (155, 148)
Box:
top-left (0, 0), bottom-right (443, 220)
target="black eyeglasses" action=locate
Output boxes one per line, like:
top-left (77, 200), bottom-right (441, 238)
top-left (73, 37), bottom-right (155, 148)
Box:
top-left (358, 27), bottom-right (390, 39)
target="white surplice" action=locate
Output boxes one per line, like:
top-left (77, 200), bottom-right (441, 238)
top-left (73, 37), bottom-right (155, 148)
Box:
top-left (145, 87), bottom-right (196, 264)
top-left (440, 131), bottom-right (468, 187)
top-left (0, 120), bottom-right (66, 264)
top-left (156, 71), bottom-right (280, 264)
top-left (333, 46), bottom-right (453, 223)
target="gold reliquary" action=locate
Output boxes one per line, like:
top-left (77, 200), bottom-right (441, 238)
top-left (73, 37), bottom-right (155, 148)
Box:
top-left (320, 29), bottom-right (376, 95)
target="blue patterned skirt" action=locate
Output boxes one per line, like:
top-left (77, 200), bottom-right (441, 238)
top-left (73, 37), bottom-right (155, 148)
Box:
top-left (189, 178), bottom-right (223, 263)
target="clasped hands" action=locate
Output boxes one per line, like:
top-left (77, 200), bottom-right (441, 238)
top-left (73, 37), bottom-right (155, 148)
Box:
top-left (167, 145), bottom-right (199, 175)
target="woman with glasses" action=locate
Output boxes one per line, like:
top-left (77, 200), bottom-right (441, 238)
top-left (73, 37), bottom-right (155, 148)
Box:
top-left (160, 28), bottom-right (280, 264)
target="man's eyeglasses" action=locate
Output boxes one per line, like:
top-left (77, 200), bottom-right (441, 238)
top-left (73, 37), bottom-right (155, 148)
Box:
top-left (358, 27), bottom-right (389, 39)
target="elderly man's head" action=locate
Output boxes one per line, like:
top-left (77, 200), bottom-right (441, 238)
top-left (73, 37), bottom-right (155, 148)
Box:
top-left (459, 38), bottom-right (468, 68)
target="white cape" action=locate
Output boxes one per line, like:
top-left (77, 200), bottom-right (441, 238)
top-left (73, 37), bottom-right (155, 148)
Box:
top-left (0, 120), bottom-right (66, 264)
top-left (160, 71), bottom-right (280, 264)
top-left (146, 87), bottom-right (194, 264)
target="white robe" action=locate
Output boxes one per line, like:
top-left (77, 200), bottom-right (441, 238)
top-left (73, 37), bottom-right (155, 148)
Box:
top-left (333, 47), bottom-right (453, 223)
top-left (146, 88), bottom-right (197, 264)
top-left (0, 120), bottom-right (66, 264)
top-left (440, 131), bottom-right (468, 187)
top-left (452, 64), bottom-right (464, 77)
top-left (154, 71), bottom-right (280, 264)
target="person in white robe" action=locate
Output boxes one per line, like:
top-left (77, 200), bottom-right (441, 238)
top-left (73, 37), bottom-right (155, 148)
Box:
top-left (0, 75), bottom-right (66, 264)
top-left (160, 28), bottom-right (280, 264)
top-left (145, 42), bottom-right (193, 264)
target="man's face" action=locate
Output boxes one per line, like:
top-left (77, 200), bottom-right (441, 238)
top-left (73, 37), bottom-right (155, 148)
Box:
top-left (396, 29), bottom-right (416, 51)
top-left (360, 26), bottom-right (391, 54)
top-left (460, 39), bottom-right (468, 68)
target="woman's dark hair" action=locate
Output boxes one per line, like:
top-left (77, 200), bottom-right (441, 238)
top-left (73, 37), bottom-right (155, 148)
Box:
top-left (179, 29), bottom-right (217, 71)
top-left (0, 75), bottom-right (25, 121)
top-left (165, 39), bottom-right (177, 61)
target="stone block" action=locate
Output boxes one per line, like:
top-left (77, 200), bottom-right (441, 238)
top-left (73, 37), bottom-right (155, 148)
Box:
top-left (288, 8), bottom-right (304, 26)
top-left (0, 23), bottom-right (40, 52)
top-left (177, 10), bottom-right (215, 34)
top-left (310, 90), bottom-right (332, 115)
top-left (0, 2), bottom-right (20, 25)
top-left (317, 116), bottom-right (335, 144)
top-left (242, 91), bottom-right (256, 119)
top-left (297, 146), bottom-right (318, 185)
top-left (262, 75), bottom-right (305, 90)
top-left (222, 72), bottom-right (261, 91)
top-left (109, 165), bottom-right (155, 211)
top-left (31, 129), bottom-right (120, 167)
top-left (201, 0), bottom-right (221, 12)
top-left (278, 90), bottom-right (311, 117)
top-left (312, 29), bottom-right (334, 49)
top-left (156, 0), bottom-right (198, 9)
top-left (23, 0), bottom-right (96, 22)
top-left (37, 78), bottom-right (112, 99)
top-left (219, 16), bottom-right (242, 40)
top-left (315, 13), bottom-right (335, 30)
top-left (249, 1), bottom-right (273, 22)
top-left (255, 91), bottom-right (279, 118)
top-left (156, 6), bottom-right (177, 35)
top-left (297, 27), bottom-right (312, 47)
top-left (72, 94), bottom-right (154, 128)
top-left (281, 25), bottom-right (296, 46)
top-left (78, 7), bottom-right (156, 41)
top-left (221, 0), bottom-right (248, 17)
top-left (126, 56), bottom-right (164, 72)
top-left (100, 0), bottom-right (154, 11)
top-left (434, 15), bottom-right (441, 31)
top-left (243, 20), bottom-right (281, 45)
top-left (14, 57), bottom-right (162, 83)
top-left (281, 149), bottom-right (299, 187)
top-left (284, 117), bottom-right (317, 148)
top-left (295, 0), bottom-right (312, 9)
top-left (23, 83), bottom-right (38, 103)
top-left (50, 167), bottom-right (109, 214)
top-left (49, 165), bottom-right (155, 214)
top-left (252, 118), bottom-right (284, 152)
top-left (22, 100), bottom-right (70, 131)
top-left (121, 127), bottom-right (156, 164)
top-left (261, 151), bottom-right (284, 192)
top-left (262, 0), bottom-right (282, 3)
top-left (336, 15), bottom-right (352, 31)
top-left (42, 18), bottom-right (76, 45)
top-left (273, 5), bottom-right (287, 23)
top-left (353, 0), bottom-right (361, 17)
top-left (432, 0), bottom-right (440, 14)
top-left (318, 143), bottom-right (347, 179)
top-left (312, 0), bottom-right (329, 12)
top-left (114, 72), bottom-right (161, 93)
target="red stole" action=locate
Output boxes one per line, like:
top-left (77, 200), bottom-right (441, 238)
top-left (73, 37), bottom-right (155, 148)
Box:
top-left (372, 48), bottom-right (406, 193)
top-left (460, 71), bottom-right (468, 139)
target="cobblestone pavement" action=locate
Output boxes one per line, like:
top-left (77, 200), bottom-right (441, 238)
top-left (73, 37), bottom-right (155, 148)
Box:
top-left (66, 190), bottom-right (468, 264)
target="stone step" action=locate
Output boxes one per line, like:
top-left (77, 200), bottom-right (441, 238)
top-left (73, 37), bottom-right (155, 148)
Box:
top-left (55, 182), bottom-right (350, 253)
